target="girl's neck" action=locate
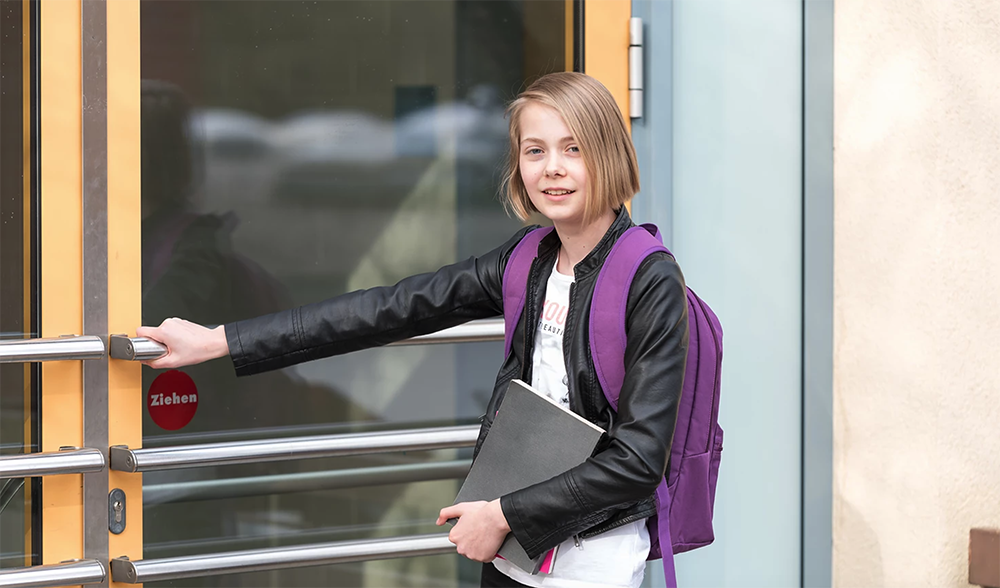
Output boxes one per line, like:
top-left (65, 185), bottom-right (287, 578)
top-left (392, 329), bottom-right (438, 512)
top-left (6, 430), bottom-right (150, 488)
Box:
top-left (553, 208), bottom-right (617, 275)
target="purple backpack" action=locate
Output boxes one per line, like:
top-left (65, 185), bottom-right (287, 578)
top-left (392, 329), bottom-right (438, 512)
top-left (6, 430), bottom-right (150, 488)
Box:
top-left (501, 224), bottom-right (723, 587)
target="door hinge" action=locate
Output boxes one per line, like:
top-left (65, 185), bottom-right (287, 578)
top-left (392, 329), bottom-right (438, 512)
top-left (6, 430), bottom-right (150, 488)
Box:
top-left (629, 17), bottom-right (644, 119)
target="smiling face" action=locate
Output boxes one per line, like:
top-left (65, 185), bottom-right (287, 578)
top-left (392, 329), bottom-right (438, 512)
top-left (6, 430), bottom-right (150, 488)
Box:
top-left (517, 102), bottom-right (591, 228)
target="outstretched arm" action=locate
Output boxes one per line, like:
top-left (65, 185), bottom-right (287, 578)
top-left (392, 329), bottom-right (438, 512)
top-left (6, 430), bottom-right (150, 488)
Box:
top-left (137, 226), bottom-right (532, 375)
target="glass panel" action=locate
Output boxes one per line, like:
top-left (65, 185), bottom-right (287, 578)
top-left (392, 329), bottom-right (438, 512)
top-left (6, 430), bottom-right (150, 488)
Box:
top-left (0, 0), bottom-right (38, 570)
top-left (140, 1), bottom-right (570, 586)
top-left (669, 1), bottom-right (803, 586)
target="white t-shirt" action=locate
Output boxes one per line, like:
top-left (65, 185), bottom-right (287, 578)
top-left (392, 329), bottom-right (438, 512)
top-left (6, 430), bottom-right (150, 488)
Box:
top-left (492, 265), bottom-right (650, 588)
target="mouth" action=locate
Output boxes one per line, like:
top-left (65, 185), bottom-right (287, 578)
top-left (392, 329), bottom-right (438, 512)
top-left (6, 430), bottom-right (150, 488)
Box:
top-left (541, 189), bottom-right (576, 197)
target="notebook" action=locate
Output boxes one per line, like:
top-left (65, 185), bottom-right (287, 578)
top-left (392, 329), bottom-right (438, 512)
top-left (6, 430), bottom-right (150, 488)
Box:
top-left (452, 379), bottom-right (605, 574)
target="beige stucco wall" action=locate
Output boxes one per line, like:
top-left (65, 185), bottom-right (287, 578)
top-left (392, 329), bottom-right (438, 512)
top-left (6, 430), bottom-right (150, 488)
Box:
top-left (834, 0), bottom-right (1000, 586)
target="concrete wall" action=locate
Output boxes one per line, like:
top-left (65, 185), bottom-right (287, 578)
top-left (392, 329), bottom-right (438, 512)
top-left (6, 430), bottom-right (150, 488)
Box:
top-left (834, 0), bottom-right (1000, 585)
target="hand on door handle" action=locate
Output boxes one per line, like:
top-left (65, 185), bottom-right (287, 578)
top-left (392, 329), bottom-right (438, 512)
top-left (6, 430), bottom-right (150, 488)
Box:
top-left (136, 318), bottom-right (229, 369)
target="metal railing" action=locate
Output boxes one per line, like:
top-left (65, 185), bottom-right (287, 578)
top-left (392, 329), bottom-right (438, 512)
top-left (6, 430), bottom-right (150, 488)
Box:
top-left (389, 318), bottom-right (504, 346)
top-left (111, 425), bottom-right (479, 473)
top-left (0, 336), bottom-right (104, 363)
top-left (144, 459), bottom-right (471, 505)
top-left (110, 534), bottom-right (454, 583)
top-left (142, 417), bottom-right (479, 447)
top-left (143, 520), bottom-right (426, 559)
top-left (0, 449), bottom-right (105, 479)
top-left (0, 560), bottom-right (106, 588)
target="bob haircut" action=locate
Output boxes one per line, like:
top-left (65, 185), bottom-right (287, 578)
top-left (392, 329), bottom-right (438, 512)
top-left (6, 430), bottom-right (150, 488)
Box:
top-left (501, 72), bottom-right (640, 226)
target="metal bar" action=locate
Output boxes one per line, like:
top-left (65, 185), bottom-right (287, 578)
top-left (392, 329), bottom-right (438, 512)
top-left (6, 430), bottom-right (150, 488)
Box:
top-left (0, 560), bottom-right (106, 588)
top-left (81, 0), bottom-right (109, 581)
top-left (108, 335), bottom-right (165, 361)
top-left (144, 459), bottom-right (470, 505)
top-left (141, 417), bottom-right (477, 448)
top-left (388, 318), bottom-right (503, 346)
top-left (143, 520), bottom-right (425, 559)
top-left (111, 425), bottom-right (479, 473)
top-left (0, 336), bottom-right (104, 363)
top-left (0, 448), bottom-right (104, 479)
top-left (111, 534), bottom-right (454, 583)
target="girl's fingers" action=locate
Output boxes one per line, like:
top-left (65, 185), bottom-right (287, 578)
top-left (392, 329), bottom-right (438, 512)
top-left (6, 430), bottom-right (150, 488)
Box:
top-left (436, 504), bottom-right (467, 525)
top-left (135, 325), bottom-right (160, 341)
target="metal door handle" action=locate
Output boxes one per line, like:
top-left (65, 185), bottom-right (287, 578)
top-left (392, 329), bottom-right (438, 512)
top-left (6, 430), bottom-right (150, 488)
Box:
top-left (0, 448), bottom-right (105, 479)
top-left (0, 336), bottom-right (105, 363)
top-left (108, 335), bottom-right (166, 361)
top-left (0, 559), bottom-right (106, 588)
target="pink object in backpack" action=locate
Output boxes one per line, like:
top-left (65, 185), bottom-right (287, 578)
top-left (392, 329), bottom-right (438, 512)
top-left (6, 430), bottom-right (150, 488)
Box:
top-left (501, 224), bottom-right (724, 587)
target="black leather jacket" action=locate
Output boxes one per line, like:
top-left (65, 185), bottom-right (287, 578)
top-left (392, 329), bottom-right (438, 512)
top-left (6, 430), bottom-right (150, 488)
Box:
top-left (224, 207), bottom-right (689, 559)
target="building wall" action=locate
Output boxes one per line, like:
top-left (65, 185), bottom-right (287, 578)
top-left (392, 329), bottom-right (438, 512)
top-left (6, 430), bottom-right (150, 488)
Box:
top-left (833, 0), bottom-right (1000, 585)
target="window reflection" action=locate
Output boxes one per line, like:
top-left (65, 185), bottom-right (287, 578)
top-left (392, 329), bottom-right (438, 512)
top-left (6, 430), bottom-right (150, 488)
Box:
top-left (140, 1), bottom-right (569, 585)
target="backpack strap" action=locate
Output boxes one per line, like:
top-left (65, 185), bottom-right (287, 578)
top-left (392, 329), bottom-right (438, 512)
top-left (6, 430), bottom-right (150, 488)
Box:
top-left (592, 223), bottom-right (680, 587)
top-left (501, 226), bottom-right (554, 358)
top-left (656, 483), bottom-right (679, 588)
top-left (590, 224), bottom-right (669, 409)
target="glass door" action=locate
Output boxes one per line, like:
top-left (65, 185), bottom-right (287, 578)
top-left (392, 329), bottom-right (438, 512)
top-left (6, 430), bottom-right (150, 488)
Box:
top-left (137, 2), bottom-right (576, 586)
top-left (0, 0), bottom-right (39, 571)
top-left (0, 2), bottom-right (637, 587)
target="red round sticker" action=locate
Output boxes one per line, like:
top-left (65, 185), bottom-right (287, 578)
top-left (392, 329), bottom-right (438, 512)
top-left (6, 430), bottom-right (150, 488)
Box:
top-left (148, 370), bottom-right (199, 431)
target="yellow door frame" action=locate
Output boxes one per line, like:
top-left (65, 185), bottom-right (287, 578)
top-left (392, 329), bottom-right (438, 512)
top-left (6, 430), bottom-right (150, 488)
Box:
top-left (585, 0), bottom-right (632, 125)
top-left (40, 0), bottom-right (142, 579)
top-left (584, 0), bottom-right (633, 210)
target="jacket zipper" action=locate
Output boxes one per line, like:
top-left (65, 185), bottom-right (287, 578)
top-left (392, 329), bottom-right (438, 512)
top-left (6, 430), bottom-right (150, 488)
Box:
top-left (563, 281), bottom-right (578, 415)
top-left (520, 260), bottom-right (540, 382)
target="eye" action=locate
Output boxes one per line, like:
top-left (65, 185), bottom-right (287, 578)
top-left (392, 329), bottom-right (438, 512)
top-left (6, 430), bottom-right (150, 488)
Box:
top-left (525, 147), bottom-right (543, 156)
top-left (567, 145), bottom-right (580, 153)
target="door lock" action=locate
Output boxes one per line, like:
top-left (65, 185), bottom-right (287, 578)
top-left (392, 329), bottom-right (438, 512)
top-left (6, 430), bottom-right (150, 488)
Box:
top-left (109, 488), bottom-right (126, 534)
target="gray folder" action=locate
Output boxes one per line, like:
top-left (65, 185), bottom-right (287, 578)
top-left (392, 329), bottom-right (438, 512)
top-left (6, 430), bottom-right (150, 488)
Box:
top-left (452, 379), bottom-right (605, 574)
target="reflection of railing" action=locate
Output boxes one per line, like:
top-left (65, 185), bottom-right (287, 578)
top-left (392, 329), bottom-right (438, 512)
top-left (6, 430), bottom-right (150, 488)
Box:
top-left (0, 479), bottom-right (24, 517)
top-left (0, 560), bottom-right (106, 587)
top-left (144, 459), bottom-right (470, 505)
top-left (0, 335), bottom-right (104, 363)
top-left (111, 534), bottom-right (454, 584)
top-left (112, 426), bottom-right (479, 472)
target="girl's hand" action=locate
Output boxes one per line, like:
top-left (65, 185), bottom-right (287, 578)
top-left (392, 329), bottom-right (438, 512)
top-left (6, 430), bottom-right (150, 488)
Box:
top-left (136, 318), bottom-right (230, 370)
top-left (436, 500), bottom-right (511, 562)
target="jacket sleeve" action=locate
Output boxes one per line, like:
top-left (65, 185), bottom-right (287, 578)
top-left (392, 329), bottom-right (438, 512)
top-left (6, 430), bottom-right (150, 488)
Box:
top-left (225, 227), bottom-right (533, 376)
top-left (500, 252), bottom-right (689, 558)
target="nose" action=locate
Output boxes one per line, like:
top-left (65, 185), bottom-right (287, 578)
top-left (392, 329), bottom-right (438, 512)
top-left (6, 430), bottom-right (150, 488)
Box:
top-left (545, 153), bottom-right (566, 178)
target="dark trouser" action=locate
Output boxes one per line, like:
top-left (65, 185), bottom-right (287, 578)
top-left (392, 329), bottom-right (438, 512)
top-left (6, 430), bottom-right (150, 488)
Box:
top-left (480, 563), bottom-right (533, 587)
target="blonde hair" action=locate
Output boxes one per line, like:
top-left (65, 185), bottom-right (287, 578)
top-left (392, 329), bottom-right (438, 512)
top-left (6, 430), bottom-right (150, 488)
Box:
top-left (501, 72), bottom-right (640, 226)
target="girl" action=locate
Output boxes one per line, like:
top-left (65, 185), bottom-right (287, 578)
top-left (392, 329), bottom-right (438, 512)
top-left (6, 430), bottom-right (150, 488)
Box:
top-left (139, 72), bottom-right (688, 588)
